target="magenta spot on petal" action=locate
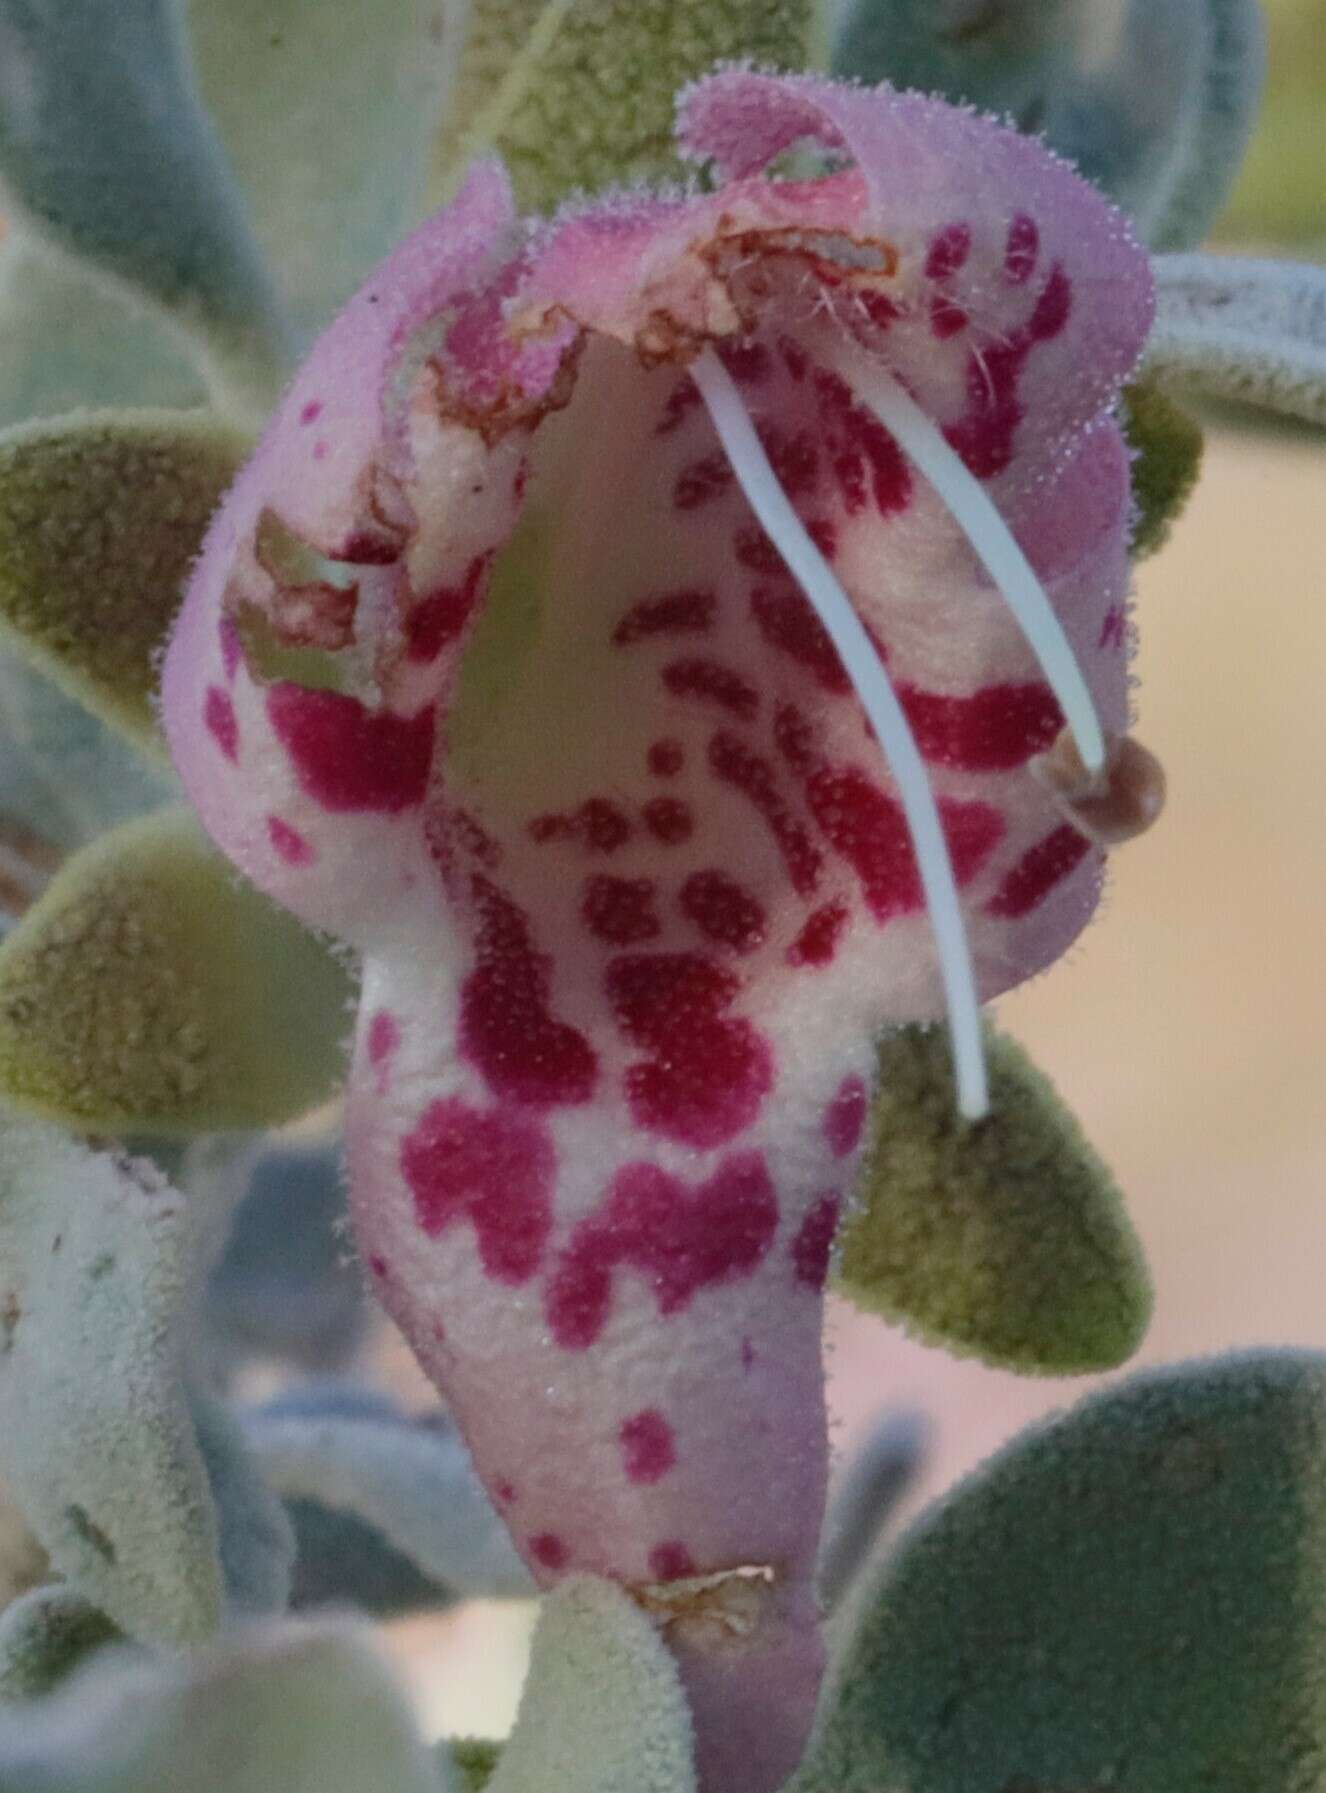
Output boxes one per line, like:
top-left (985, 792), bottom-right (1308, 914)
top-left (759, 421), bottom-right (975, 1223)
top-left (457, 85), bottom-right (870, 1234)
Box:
top-left (204, 686), bottom-right (239, 761)
top-left (460, 877), bottom-right (599, 1107)
top-left (607, 953), bottom-right (773, 1149)
top-left (219, 618), bottom-right (242, 681)
top-left (530, 799), bottom-right (633, 854)
top-left (312, 440), bottom-right (329, 461)
top-left (944, 261), bottom-right (1073, 477)
top-left (709, 732), bottom-right (821, 897)
top-left (400, 1095), bottom-right (556, 1283)
top-left (614, 588), bottom-right (716, 646)
top-left (925, 222), bottom-right (972, 281)
top-left (583, 875), bottom-right (661, 946)
top-left (674, 453), bottom-right (734, 511)
top-left (267, 685), bottom-right (434, 812)
top-left (718, 339), bottom-right (772, 384)
top-left (988, 824), bottom-right (1092, 919)
top-left (900, 681), bottom-right (1063, 772)
top-left (825, 1076), bottom-right (867, 1158)
top-left (406, 556), bottom-right (486, 662)
top-left (750, 585), bottom-right (851, 694)
top-left (642, 796), bottom-right (694, 845)
top-left (620, 1409), bottom-right (677, 1484)
top-left (369, 1254), bottom-right (388, 1278)
top-left (793, 1194), bottom-right (841, 1290)
top-left (741, 1337), bottom-right (755, 1371)
top-left (547, 1151), bottom-right (779, 1349)
top-left (648, 738), bottom-right (684, 778)
top-left (496, 1481), bottom-right (517, 1505)
top-left (930, 293), bottom-right (969, 339)
top-left (787, 902), bottom-right (850, 969)
top-left (662, 657), bottom-right (760, 721)
top-left (1099, 605), bottom-right (1126, 652)
top-left (679, 869), bottom-right (767, 955)
top-left (1004, 213), bottom-right (1039, 283)
top-left (531, 1533), bottom-right (569, 1571)
top-left (368, 1009), bottom-right (400, 1070)
top-left (299, 398), bottom-right (324, 425)
top-left (266, 815), bottom-right (315, 865)
top-left (649, 1541), bottom-right (697, 1581)
top-left (806, 765), bottom-right (1003, 921)
top-left (757, 422), bottom-right (819, 500)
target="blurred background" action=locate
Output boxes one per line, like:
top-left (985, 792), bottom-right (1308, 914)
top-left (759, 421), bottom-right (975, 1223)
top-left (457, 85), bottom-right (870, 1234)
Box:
top-left (374, 0), bottom-right (1326, 1740)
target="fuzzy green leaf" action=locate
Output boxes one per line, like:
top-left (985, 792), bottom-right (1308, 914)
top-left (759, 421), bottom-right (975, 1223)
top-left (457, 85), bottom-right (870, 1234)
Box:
top-left (797, 1351), bottom-right (1326, 1793)
top-left (436, 0), bottom-right (818, 213)
top-left (837, 1025), bottom-right (1151, 1373)
top-left (188, 0), bottom-right (460, 344)
top-left (0, 410), bottom-right (248, 749)
top-left (0, 807), bottom-right (353, 1134)
top-left (0, 1587), bottom-right (120, 1703)
top-left (1122, 378), bottom-right (1205, 558)
top-left (0, 239), bottom-right (204, 431)
top-left (0, 1620), bottom-right (456, 1792)
top-left (0, 1113), bottom-right (224, 1643)
top-left (0, 2), bottom-right (289, 420)
top-left (449, 1739), bottom-right (502, 1793)
top-left (488, 1577), bottom-right (695, 1793)
top-left (1146, 253), bottom-right (1326, 427)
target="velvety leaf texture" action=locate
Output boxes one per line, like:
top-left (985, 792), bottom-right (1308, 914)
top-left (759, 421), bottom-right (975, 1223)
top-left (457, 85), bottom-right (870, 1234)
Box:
top-left (0, 1112), bottom-right (223, 1644)
top-left (0, 807), bottom-right (353, 1133)
top-left (435, 0), bottom-right (817, 210)
top-left (837, 1024), bottom-right (1152, 1373)
top-left (0, 409), bottom-right (249, 747)
top-left (0, 1587), bottom-right (120, 1704)
top-left (798, 1351), bottom-right (1326, 1793)
top-left (0, 1621), bottom-right (456, 1793)
top-left (488, 1577), bottom-right (696, 1793)
top-left (1122, 378), bottom-right (1205, 558)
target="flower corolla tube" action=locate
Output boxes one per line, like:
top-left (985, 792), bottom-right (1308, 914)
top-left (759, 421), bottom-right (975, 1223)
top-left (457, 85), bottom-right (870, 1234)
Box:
top-left (163, 70), bottom-right (1158, 1793)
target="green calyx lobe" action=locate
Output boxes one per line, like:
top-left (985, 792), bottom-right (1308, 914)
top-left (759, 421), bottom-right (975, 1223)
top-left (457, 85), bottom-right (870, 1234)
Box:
top-left (0, 807), bottom-right (353, 1134)
top-left (1122, 378), bottom-right (1205, 559)
top-left (837, 1024), bottom-right (1151, 1374)
top-left (435, 0), bottom-right (821, 213)
top-left (0, 409), bottom-right (249, 749)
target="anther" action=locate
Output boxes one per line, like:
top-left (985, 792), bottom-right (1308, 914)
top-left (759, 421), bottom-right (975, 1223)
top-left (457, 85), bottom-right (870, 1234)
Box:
top-left (823, 330), bottom-right (1107, 778)
top-left (693, 348), bottom-right (990, 1119)
top-left (1032, 729), bottom-right (1167, 846)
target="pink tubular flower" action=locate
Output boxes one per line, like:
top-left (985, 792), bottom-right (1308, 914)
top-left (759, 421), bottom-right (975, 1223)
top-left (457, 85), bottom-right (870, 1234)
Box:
top-left (163, 71), bottom-right (1156, 1793)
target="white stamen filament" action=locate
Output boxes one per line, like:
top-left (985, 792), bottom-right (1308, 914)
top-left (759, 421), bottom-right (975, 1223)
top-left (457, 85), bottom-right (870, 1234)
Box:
top-left (823, 331), bottom-right (1106, 776)
top-left (692, 349), bottom-right (989, 1120)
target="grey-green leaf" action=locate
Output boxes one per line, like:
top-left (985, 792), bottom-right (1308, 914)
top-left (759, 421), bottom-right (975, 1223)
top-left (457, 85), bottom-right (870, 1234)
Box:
top-left (833, 0), bottom-right (1266, 251)
top-left (836, 1025), bottom-right (1152, 1374)
top-left (0, 1112), bottom-right (224, 1643)
top-left (1145, 252), bottom-right (1326, 427)
top-left (797, 1350), bottom-right (1326, 1793)
top-left (187, 0), bottom-right (461, 343)
top-left (488, 1576), bottom-right (695, 1793)
top-left (0, 239), bottom-right (204, 430)
top-left (0, 409), bottom-right (249, 749)
top-left (0, 1586), bottom-right (121, 1703)
top-left (0, 1619), bottom-right (457, 1792)
top-left (0, 807), bottom-right (353, 1134)
top-left (0, 0), bottom-right (289, 419)
top-left (244, 1392), bottom-right (534, 1604)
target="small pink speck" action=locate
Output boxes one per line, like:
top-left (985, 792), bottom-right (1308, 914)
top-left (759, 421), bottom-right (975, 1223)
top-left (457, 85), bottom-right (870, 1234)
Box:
top-left (620, 1409), bottom-right (677, 1485)
top-left (649, 1542), bottom-right (697, 1581)
top-left (368, 1254), bottom-right (388, 1279)
top-left (496, 1481), bottom-right (516, 1505)
top-left (266, 815), bottom-right (316, 866)
top-left (299, 399), bottom-right (324, 425)
top-left (741, 1336), bottom-right (755, 1371)
top-left (204, 686), bottom-right (239, 762)
top-left (648, 738), bottom-right (684, 778)
top-left (219, 617), bottom-right (242, 681)
top-left (368, 1010), bottom-right (401, 1068)
top-left (312, 439), bottom-right (329, 462)
top-left (825, 1075), bottom-right (868, 1158)
top-left (531, 1533), bottom-right (569, 1571)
